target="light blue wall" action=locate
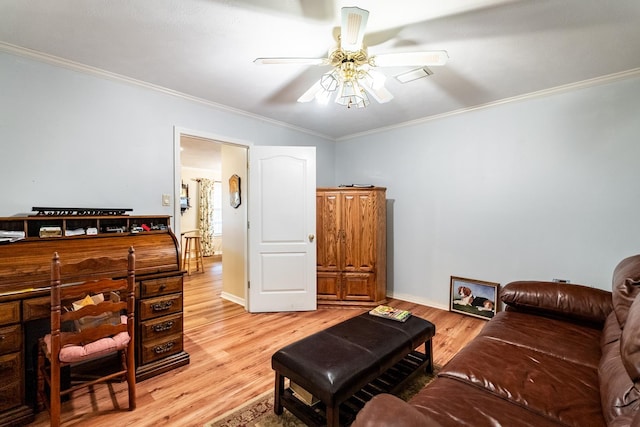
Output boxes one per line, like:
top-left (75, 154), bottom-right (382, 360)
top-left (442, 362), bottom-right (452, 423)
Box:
top-left (4, 49), bottom-right (639, 309)
top-left (0, 51), bottom-right (335, 217)
top-left (336, 76), bottom-right (640, 307)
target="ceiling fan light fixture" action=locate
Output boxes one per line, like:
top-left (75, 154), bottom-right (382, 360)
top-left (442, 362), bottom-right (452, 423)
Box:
top-left (320, 71), bottom-right (339, 92)
top-left (335, 80), bottom-right (369, 109)
top-left (395, 67), bottom-right (434, 83)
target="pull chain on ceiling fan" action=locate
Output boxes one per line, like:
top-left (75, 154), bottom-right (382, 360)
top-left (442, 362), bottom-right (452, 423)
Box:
top-left (254, 7), bottom-right (448, 109)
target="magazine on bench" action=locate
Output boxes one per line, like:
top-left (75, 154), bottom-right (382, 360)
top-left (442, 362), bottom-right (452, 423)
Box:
top-left (368, 305), bottom-right (412, 322)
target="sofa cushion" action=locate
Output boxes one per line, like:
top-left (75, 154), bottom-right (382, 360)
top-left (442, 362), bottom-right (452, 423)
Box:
top-left (409, 377), bottom-right (566, 427)
top-left (439, 336), bottom-right (604, 426)
top-left (352, 394), bottom-right (442, 427)
top-left (622, 294), bottom-right (640, 382)
top-left (602, 311), bottom-right (622, 347)
top-left (479, 310), bottom-right (602, 369)
top-left (613, 278), bottom-right (640, 328)
top-left (501, 281), bottom-right (611, 326)
top-left (611, 254), bottom-right (640, 328)
top-left (599, 331), bottom-right (640, 424)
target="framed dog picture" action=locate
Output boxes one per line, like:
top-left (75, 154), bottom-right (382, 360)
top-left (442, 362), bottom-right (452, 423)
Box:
top-left (450, 276), bottom-right (500, 320)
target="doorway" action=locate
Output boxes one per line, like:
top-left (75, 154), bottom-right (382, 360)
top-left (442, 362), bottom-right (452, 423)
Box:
top-left (174, 127), bottom-right (249, 306)
top-left (180, 135), bottom-right (222, 259)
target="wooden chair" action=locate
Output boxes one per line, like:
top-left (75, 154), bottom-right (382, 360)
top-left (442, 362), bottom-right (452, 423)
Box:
top-left (37, 247), bottom-right (136, 427)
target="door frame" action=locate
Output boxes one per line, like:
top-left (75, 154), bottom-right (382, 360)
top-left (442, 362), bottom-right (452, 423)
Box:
top-left (173, 126), bottom-right (251, 306)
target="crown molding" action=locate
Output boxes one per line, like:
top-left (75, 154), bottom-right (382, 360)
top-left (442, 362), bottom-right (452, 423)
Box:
top-left (0, 42), bottom-right (334, 141)
top-left (3, 41), bottom-right (639, 144)
top-left (337, 67), bottom-right (640, 142)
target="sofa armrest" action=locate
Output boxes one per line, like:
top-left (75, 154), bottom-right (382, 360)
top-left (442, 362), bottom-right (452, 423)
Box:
top-left (501, 281), bottom-right (612, 326)
top-left (351, 394), bottom-right (442, 427)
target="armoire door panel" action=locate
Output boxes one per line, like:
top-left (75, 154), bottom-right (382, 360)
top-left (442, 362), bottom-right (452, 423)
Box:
top-left (316, 193), bottom-right (341, 270)
top-left (341, 194), bottom-right (360, 270)
top-left (342, 273), bottom-right (375, 301)
top-left (317, 272), bottom-right (341, 301)
top-left (342, 192), bottom-right (376, 271)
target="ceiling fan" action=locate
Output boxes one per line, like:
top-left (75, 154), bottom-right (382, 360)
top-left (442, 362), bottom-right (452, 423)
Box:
top-left (254, 6), bottom-right (448, 108)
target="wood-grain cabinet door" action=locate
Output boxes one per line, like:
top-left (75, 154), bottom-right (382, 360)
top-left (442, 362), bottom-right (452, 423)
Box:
top-left (342, 272), bottom-right (376, 301)
top-left (317, 271), bottom-right (341, 301)
top-left (341, 191), bottom-right (377, 272)
top-left (316, 192), bottom-right (341, 272)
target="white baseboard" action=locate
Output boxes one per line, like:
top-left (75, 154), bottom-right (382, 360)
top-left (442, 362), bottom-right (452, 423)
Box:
top-left (386, 291), bottom-right (449, 311)
top-left (221, 291), bottom-right (245, 308)
top-left (219, 290), bottom-right (446, 312)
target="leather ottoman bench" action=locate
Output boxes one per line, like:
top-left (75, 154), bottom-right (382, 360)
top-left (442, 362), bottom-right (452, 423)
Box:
top-left (272, 312), bottom-right (435, 427)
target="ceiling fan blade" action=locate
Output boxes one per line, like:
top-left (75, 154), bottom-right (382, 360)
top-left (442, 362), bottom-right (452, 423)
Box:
top-left (254, 57), bottom-right (326, 65)
top-left (297, 80), bottom-right (323, 103)
top-left (340, 7), bottom-right (369, 52)
top-left (372, 51), bottom-right (449, 67)
top-left (360, 76), bottom-right (394, 104)
top-left (362, 84), bottom-right (394, 103)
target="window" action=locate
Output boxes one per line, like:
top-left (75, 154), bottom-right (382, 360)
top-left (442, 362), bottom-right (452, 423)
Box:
top-left (212, 181), bottom-right (222, 236)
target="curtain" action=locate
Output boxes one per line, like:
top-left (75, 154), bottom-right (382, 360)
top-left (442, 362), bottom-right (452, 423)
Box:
top-left (198, 178), bottom-right (215, 256)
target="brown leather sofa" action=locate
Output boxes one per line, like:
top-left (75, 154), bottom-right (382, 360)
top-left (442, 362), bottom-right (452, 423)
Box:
top-left (353, 254), bottom-right (640, 427)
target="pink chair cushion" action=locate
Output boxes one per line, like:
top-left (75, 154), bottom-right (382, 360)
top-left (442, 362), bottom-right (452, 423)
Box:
top-left (44, 315), bottom-right (131, 363)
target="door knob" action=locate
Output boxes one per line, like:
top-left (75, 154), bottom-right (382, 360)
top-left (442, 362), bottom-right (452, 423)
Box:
top-left (308, 234), bottom-right (315, 242)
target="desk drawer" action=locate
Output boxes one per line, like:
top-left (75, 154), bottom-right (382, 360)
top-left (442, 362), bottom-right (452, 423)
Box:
top-left (139, 293), bottom-right (182, 320)
top-left (0, 352), bottom-right (21, 386)
top-left (0, 301), bottom-right (20, 325)
top-left (0, 380), bottom-right (21, 412)
top-left (23, 296), bottom-right (51, 321)
top-left (0, 324), bottom-right (22, 355)
top-left (140, 313), bottom-right (183, 341)
top-left (140, 276), bottom-right (182, 298)
top-left (140, 334), bottom-right (183, 364)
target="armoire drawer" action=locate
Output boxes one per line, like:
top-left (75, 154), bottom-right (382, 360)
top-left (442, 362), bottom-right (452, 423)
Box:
top-left (140, 313), bottom-right (183, 341)
top-left (140, 334), bottom-right (183, 364)
top-left (139, 293), bottom-right (183, 320)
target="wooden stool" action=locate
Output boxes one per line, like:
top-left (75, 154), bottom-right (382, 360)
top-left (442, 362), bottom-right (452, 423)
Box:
top-left (182, 234), bottom-right (204, 275)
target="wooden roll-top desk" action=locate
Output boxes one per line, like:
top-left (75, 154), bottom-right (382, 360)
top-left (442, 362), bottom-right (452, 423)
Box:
top-left (0, 214), bottom-right (189, 426)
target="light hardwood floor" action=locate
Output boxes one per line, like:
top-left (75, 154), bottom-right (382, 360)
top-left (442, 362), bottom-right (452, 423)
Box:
top-left (28, 257), bottom-right (485, 427)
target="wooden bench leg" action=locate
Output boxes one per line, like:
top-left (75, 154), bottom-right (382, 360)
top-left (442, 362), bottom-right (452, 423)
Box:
top-left (274, 371), bottom-right (284, 415)
top-left (326, 403), bottom-right (340, 427)
top-left (425, 339), bottom-right (433, 374)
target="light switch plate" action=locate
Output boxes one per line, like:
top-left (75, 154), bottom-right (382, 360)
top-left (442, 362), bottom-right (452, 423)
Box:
top-left (162, 194), bottom-right (171, 206)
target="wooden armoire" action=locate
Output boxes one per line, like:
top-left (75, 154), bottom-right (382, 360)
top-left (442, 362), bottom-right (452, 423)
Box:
top-left (316, 187), bottom-right (387, 306)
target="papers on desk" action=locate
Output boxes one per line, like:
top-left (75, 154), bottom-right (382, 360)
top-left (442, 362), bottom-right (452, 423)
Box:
top-left (65, 228), bottom-right (86, 237)
top-left (0, 230), bottom-right (26, 243)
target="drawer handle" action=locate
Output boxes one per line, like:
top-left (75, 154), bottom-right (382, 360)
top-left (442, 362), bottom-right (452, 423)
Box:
top-left (154, 342), bottom-right (175, 354)
top-left (0, 335), bottom-right (4, 341)
top-left (151, 301), bottom-right (174, 311)
top-left (152, 321), bottom-right (175, 332)
top-left (159, 284), bottom-right (166, 291)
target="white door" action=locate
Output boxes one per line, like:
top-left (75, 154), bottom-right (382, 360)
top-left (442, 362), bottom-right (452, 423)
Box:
top-left (248, 146), bottom-right (316, 312)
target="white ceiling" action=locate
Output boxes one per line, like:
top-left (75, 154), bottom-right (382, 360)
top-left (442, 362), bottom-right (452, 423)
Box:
top-left (181, 135), bottom-right (221, 170)
top-left (1, 0), bottom-right (640, 140)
